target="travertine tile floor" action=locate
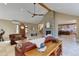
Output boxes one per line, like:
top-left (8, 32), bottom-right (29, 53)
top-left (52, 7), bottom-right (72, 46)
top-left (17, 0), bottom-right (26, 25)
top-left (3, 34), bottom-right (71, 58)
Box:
top-left (59, 34), bottom-right (79, 56)
top-left (0, 41), bottom-right (15, 56)
top-left (0, 34), bottom-right (79, 56)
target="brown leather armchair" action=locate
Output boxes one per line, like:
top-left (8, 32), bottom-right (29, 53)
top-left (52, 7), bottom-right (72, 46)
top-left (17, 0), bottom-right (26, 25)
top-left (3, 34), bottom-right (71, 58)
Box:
top-left (9, 34), bottom-right (23, 45)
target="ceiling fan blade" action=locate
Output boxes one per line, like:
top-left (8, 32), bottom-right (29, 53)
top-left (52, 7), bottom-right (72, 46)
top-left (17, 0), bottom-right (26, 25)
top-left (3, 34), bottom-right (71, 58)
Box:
top-left (34, 14), bottom-right (45, 16)
top-left (26, 10), bottom-right (33, 15)
top-left (26, 10), bottom-right (35, 17)
top-left (32, 14), bottom-right (44, 17)
top-left (32, 14), bottom-right (36, 17)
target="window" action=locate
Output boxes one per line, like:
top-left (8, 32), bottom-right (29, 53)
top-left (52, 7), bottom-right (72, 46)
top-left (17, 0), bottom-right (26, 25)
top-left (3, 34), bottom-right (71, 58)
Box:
top-left (16, 24), bottom-right (19, 33)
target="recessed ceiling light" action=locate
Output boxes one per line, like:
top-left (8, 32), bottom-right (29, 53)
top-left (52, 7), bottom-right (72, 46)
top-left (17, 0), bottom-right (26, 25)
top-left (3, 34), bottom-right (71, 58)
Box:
top-left (4, 3), bottom-right (7, 5)
top-left (20, 8), bottom-right (25, 11)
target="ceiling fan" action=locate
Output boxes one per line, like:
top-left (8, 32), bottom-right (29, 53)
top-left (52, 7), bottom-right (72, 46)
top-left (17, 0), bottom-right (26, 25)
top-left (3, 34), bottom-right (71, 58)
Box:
top-left (27, 3), bottom-right (45, 17)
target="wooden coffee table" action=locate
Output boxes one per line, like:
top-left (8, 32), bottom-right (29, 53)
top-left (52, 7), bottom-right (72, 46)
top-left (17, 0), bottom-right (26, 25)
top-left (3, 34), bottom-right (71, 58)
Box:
top-left (24, 40), bottom-right (62, 56)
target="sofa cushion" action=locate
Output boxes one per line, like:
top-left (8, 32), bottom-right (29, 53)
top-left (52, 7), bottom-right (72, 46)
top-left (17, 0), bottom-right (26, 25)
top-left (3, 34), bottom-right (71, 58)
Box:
top-left (15, 42), bottom-right (37, 56)
top-left (45, 36), bottom-right (53, 43)
top-left (45, 35), bottom-right (58, 43)
top-left (21, 42), bottom-right (37, 52)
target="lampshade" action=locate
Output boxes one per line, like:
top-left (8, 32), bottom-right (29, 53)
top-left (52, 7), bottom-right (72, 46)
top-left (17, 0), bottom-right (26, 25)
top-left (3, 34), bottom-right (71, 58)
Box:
top-left (20, 26), bottom-right (24, 29)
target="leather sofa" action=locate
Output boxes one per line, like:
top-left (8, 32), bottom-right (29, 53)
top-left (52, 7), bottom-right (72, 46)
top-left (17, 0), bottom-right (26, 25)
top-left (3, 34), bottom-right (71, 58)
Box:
top-left (15, 36), bottom-right (58, 56)
top-left (58, 30), bottom-right (71, 35)
top-left (15, 42), bottom-right (37, 56)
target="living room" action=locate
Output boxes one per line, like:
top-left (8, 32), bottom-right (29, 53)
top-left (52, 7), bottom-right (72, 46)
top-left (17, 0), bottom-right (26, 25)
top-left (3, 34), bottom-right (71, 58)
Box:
top-left (0, 3), bottom-right (79, 56)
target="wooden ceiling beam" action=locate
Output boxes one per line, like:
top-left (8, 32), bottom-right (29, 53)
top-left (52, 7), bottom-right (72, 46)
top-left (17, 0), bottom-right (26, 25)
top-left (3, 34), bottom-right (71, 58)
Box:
top-left (39, 3), bottom-right (51, 11)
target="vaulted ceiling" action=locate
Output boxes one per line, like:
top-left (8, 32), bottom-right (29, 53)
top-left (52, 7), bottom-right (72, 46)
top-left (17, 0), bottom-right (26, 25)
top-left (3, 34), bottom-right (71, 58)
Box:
top-left (0, 3), bottom-right (79, 24)
top-left (45, 3), bottom-right (79, 16)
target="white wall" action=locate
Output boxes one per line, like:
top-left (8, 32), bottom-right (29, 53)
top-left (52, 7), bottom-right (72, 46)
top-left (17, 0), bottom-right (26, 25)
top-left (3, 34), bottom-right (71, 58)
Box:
top-left (0, 20), bottom-right (16, 40)
top-left (24, 23), bottom-right (38, 37)
top-left (39, 12), bottom-right (78, 38)
top-left (0, 12), bottom-right (78, 41)
top-left (39, 11), bottom-right (58, 37)
top-left (56, 13), bottom-right (77, 24)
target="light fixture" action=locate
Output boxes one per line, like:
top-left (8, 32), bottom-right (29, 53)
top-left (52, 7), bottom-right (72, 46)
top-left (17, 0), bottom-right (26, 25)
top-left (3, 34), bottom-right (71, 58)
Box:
top-left (4, 3), bottom-right (7, 5)
top-left (26, 3), bottom-right (44, 17)
top-left (46, 22), bottom-right (50, 28)
top-left (20, 26), bottom-right (24, 29)
top-left (25, 26), bottom-right (28, 28)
